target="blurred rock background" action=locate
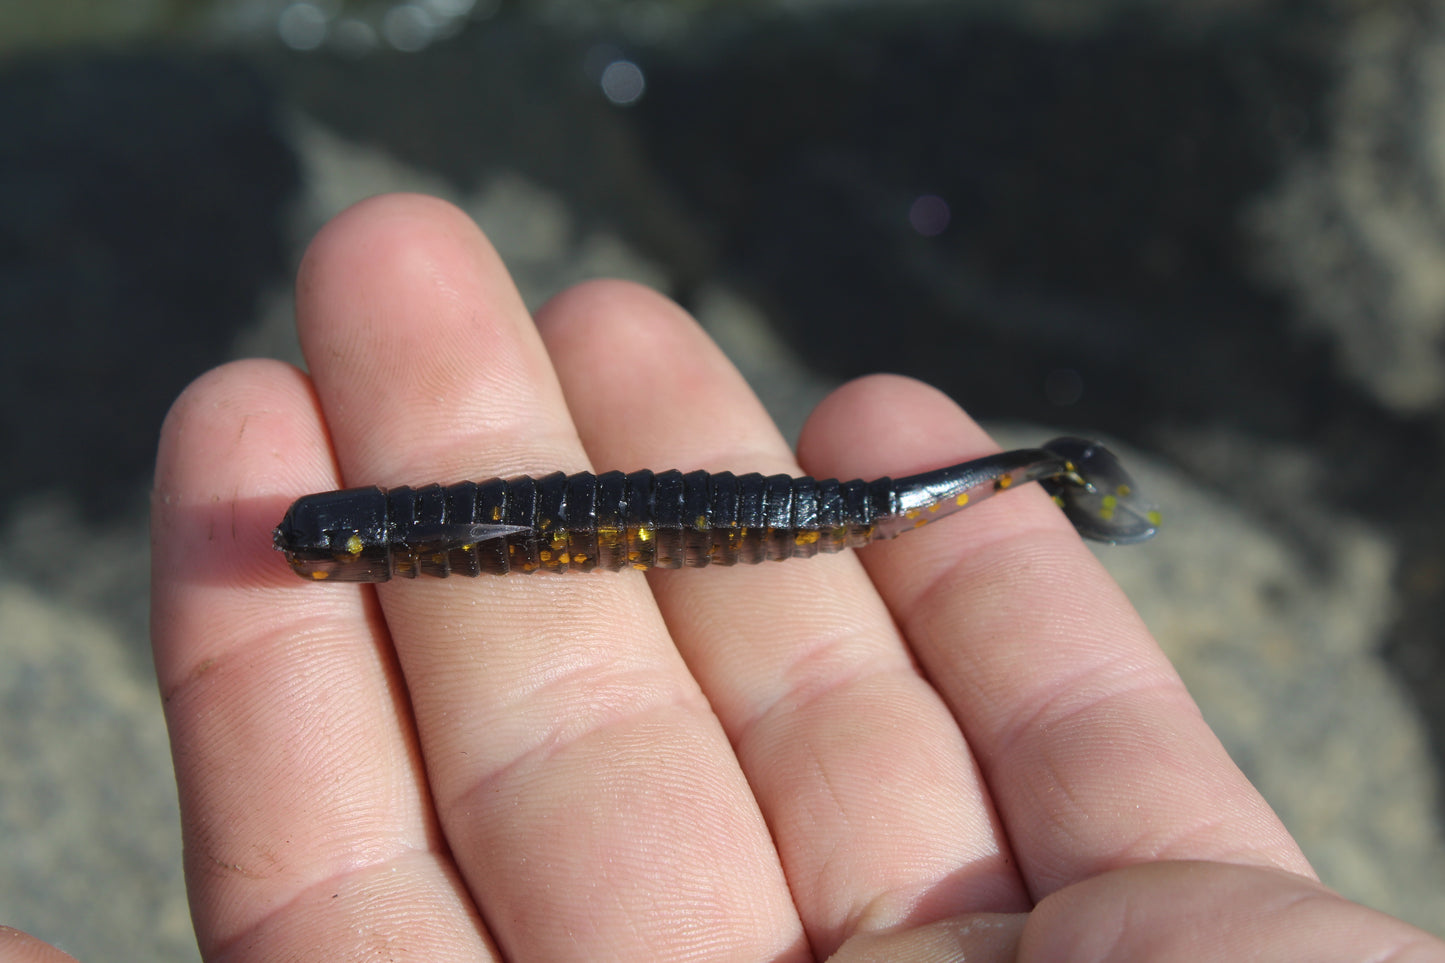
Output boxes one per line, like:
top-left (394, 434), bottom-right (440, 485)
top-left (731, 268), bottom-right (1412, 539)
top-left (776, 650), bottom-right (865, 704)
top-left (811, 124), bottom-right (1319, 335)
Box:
top-left (3, 0), bottom-right (1445, 958)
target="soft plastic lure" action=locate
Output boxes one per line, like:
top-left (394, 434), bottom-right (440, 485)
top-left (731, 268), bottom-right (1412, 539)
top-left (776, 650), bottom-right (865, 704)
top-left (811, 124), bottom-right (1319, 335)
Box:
top-left (273, 437), bottom-right (1160, 582)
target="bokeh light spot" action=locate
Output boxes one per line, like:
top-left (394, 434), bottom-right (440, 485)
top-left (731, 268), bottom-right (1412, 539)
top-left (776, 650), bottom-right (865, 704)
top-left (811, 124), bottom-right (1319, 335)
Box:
top-left (908, 194), bottom-right (951, 236)
top-left (278, 2), bottom-right (328, 50)
top-left (600, 60), bottom-right (646, 106)
top-left (382, 3), bottom-right (436, 52)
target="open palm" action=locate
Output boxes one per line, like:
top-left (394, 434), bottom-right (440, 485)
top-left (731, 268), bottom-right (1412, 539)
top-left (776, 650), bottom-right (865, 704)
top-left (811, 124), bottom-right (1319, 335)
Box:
top-left (13, 193), bottom-right (1435, 963)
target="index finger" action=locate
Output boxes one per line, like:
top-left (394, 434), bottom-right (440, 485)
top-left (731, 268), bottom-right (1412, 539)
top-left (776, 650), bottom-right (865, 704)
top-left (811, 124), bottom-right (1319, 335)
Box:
top-left (293, 194), bottom-right (805, 960)
top-left (797, 375), bottom-right (1312, 900)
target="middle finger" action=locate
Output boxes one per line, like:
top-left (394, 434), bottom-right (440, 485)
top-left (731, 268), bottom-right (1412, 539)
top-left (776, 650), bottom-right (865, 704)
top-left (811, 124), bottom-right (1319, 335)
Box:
top-left (536, 281), bottom-right (1031, 958)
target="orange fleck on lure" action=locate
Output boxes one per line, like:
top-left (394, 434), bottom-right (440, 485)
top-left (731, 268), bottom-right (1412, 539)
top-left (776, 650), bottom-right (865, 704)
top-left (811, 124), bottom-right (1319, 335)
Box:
top-left (273, 438), bottom-right (1160, 582)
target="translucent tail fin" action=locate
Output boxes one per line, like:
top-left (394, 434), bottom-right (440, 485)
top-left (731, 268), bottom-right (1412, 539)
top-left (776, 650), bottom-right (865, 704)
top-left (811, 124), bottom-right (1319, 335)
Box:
top-left (1039, 437), bottom-right (1161, 544)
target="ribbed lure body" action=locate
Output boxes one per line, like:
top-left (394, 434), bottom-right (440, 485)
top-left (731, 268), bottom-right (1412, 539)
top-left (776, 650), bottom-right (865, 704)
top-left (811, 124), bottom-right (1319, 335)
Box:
top-left (273, 438), bottom-right (1160, 582)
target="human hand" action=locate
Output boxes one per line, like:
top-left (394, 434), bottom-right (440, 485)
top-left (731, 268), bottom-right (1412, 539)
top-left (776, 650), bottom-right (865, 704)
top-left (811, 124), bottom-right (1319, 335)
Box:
top-left (89, 194), bottom-right (1440, 961)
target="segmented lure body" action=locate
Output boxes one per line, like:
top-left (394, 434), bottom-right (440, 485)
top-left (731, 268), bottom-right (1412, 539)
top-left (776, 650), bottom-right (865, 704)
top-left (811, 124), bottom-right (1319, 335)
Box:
top-left (273, 438), bottom-right (1160, 582)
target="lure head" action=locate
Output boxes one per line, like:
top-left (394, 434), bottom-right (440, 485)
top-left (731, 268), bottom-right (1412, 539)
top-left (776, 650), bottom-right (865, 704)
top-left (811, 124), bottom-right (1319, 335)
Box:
top-left (273, 487), bottom-right (393, 582)
top-left (1040, 437), bottom-right (1161, 545)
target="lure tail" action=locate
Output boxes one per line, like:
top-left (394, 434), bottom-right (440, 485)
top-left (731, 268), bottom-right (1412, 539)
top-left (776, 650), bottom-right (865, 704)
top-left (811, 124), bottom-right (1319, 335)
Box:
top-left (1038, 437), bottom-right (1161, 544)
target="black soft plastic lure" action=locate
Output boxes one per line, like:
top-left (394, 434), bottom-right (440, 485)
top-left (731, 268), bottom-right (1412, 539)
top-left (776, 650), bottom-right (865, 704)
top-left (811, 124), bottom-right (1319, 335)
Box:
top-left (273, 437), bottom-right (1160, 582)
